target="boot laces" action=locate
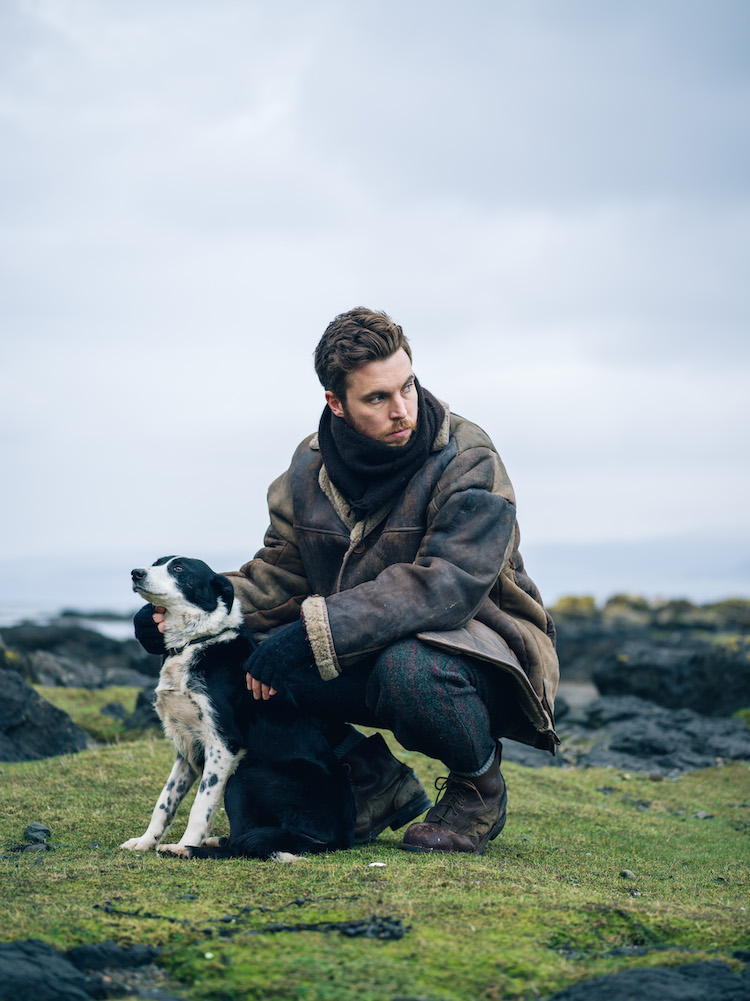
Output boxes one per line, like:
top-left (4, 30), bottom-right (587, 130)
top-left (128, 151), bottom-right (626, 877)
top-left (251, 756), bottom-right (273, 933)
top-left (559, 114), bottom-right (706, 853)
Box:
top-left (431, 775), bottom-right (487, 823)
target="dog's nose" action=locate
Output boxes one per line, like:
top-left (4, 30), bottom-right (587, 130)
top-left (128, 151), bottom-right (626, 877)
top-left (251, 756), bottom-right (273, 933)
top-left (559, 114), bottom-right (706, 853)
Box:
top-left (131, 568), bottom-right (147, 581)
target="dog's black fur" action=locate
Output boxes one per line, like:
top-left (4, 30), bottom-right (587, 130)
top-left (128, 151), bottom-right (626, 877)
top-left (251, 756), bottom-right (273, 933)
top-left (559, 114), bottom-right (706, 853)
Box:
top-left (122, 556), bottom-right (355, 860)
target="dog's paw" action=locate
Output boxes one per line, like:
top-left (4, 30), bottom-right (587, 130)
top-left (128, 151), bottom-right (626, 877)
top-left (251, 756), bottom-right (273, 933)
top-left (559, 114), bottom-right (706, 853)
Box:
top-left (157, 843), bottom-right (191, 858)
top-left (200, 837), bottom-right (224, 848)
top-left (120, 836), bottom-right (158, 851)
top-left (269, 851), bottom-right (305, 864)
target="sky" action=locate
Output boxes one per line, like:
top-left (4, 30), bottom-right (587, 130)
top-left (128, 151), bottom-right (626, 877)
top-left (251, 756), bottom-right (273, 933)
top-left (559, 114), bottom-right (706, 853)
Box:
top-left (1, 0), bottom-right (749, 616)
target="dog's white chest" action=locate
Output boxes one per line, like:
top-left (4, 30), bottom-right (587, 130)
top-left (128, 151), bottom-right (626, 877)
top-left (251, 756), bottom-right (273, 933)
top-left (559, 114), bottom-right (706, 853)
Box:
top-left (155, 650), bottom-right (215, 768)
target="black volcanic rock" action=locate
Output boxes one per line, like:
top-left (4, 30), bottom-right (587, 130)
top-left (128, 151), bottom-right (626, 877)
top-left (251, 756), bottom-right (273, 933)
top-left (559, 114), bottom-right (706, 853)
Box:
top-left (505, 691), bottom-right (750, 774)
top-left (22, 648), bottom-right (155, 688)
top-left (592, 638), bottom-right (750, 717)
top-left (547, 960), bottom-right (749, 1000)
top-left (0, 620), bottom-right (160, 688)
top-left (0, 670), bottom-right (90, 761)
top-left (0, 939), bottom-right (164, 1001)
top-left (123, 684), bottom-right (161, 731)
top-left (561, 695), bottom-right (750, 774)
top-left (554, 618), bottom-right (650, 682)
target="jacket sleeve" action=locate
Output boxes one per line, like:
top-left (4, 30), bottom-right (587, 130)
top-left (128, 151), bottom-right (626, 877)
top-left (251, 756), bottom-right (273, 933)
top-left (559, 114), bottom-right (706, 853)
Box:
top-left (301, 445), bottom-right (516, 677)
top-left (223, 468), bottom-right (312, 633)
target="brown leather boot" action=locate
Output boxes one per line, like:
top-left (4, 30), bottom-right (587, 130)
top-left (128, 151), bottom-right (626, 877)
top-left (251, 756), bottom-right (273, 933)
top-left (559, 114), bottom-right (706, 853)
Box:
top-left (399, 744), bottom-right (507, 854)
top-left (341, 733), bottom-right (433, 844)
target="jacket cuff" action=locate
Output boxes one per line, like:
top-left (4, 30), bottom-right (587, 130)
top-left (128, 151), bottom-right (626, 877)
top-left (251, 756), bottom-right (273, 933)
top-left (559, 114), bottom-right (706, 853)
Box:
top-left (301, 595), bottom-right (341, 681)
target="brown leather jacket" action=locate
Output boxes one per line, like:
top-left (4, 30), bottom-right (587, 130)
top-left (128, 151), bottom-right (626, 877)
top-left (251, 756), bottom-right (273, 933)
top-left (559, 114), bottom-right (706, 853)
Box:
top-left (226, 408), bottom-right (559, 751)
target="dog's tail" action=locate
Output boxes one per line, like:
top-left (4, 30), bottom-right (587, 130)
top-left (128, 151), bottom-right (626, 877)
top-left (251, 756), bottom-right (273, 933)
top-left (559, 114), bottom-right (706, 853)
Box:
top-left (187, 827), bottom-right (344, 860)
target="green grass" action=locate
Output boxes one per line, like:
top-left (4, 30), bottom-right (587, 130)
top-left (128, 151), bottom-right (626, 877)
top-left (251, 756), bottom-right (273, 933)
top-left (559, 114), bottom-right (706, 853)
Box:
top-left (1, 693), bottom-right (748, 1001)
top-left (32, 685), bottom-right (143, 743)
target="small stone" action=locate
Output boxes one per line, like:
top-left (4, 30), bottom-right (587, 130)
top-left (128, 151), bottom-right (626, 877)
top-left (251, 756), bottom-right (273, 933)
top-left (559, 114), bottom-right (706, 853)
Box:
top-left (23, 822), bottom-right (51, 844)
top-left (692, 810), bottom-right (714, 819)
top-left (619, 869), bottom-right (636, 880)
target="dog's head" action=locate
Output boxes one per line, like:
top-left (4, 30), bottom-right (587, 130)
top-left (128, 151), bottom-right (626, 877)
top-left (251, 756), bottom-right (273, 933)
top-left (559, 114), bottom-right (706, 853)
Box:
top-left (131, 556), bottom-right (238, 646)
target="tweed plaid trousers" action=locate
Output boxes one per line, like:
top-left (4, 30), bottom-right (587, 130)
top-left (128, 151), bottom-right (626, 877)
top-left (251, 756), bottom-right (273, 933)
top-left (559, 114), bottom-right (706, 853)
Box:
top-left (288, 638), bottom-right (516, 774)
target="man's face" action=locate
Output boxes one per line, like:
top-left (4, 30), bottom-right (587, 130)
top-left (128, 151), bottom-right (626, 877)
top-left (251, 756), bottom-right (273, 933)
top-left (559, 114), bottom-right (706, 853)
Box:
top-left (325, 348), bottom-right (419, 446)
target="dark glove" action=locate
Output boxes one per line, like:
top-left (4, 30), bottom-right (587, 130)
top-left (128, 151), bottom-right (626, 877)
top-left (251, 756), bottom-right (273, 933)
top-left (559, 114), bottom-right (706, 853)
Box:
top-left (243, 620), bottom-right (315, 692)
top-left (134, 604), bottom-right (166, 656)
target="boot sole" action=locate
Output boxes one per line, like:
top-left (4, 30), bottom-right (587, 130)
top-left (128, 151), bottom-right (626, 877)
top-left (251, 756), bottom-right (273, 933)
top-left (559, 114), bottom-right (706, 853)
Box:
top-left (398, 784), bottom-right (508, 855)
top-left (354, 791), bottom-right (434, 845)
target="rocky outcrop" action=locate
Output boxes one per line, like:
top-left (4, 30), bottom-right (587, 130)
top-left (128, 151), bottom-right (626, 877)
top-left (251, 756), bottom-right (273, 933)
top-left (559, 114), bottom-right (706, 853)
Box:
top-left (547, 959), bottom-right (749, 1000)
top-left (0, 668), bottom-right (90, 761)
top-left (592, 638), bottom-right (750, 717)
top-left (0, 939), bottom-right (165, 1001)
top-left (0, 620), bottom-right (159, 688)
top-left (123, 684), bottom-right (161, 731)
top-left (561, 695), bottom-right (750, 774)
top-left (554, 618), bottom-right (650, 682)
top-left (552, 595), bottom-right (750, 690)
top-left (502, 693), bottom-right (750, 774)
top-left (21, 648), bottom-right (155, 688)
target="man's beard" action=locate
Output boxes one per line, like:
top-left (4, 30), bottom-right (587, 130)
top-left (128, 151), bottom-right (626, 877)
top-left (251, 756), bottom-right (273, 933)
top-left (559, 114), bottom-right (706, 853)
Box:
top-left (340, 411), bottom-right (418, 446)
top-left (381, 420), bottom-right (417, 445)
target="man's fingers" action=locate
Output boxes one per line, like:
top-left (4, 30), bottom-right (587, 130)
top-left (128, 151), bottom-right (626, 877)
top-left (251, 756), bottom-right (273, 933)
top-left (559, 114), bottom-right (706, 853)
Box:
top-left (246, 674), bottom-right (277, 700)
top-left (153, 607), bottom-right (166, 633)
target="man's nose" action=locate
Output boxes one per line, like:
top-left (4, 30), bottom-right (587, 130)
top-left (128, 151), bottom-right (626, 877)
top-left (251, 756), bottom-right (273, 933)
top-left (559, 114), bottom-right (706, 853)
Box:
top-left (390, 396), bottom-right (407, 419)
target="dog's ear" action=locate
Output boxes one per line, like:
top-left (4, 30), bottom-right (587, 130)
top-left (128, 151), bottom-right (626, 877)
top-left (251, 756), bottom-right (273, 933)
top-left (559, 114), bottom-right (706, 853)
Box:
top-left (215, 574), bottom-right (235, 612)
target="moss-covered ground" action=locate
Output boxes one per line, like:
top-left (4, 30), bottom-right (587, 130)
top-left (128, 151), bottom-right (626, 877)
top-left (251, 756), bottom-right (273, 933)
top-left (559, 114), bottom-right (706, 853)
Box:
top-left (1, 687), bottom-right (748, 1000)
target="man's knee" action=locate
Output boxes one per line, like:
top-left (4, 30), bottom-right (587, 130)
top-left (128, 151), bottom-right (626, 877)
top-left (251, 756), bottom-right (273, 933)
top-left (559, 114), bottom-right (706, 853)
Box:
top-left (368, 638), bottom-right (462, 712)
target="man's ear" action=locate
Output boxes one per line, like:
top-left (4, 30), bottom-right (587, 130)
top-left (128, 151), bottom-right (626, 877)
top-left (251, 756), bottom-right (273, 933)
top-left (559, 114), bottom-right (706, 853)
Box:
top-left (215, 574), bottom-right (235, 612)
top-left (325, 390), bottom-right (345, 419)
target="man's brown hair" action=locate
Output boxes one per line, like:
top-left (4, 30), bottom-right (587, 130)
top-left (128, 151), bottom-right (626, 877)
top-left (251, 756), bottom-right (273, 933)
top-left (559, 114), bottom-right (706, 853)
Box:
top-left (314, 307), bottom-right (412, 401)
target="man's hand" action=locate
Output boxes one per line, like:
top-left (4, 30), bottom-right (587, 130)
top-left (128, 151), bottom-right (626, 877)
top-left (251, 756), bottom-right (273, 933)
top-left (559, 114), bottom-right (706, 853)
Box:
top-left (244, 620), bottom-right (315, 700)
top-left (153, 607), bottom-right (166, 632)
top-left (246, 676), bottom-right (277, 702)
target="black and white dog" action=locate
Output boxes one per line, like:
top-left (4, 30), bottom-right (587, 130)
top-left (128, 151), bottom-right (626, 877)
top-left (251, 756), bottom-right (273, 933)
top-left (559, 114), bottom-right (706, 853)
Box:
top-left (121, 556), bottom-right (355, 860)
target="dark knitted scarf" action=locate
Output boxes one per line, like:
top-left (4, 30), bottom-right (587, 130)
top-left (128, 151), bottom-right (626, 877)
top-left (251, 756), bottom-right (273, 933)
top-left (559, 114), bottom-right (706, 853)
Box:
top-left (317, 378), bottom-right (445, 520)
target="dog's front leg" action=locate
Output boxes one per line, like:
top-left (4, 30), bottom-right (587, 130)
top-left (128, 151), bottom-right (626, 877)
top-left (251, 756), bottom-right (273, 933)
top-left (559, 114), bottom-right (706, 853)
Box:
top-left (121, 754), bottom-right (196, 851)
top-left (157, 744), bottom-right (241, 858)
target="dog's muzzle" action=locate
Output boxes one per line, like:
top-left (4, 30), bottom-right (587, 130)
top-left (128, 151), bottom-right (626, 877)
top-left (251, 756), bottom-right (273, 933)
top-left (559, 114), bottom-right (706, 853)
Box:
top-left (131, 568), bottom-right (149, 592)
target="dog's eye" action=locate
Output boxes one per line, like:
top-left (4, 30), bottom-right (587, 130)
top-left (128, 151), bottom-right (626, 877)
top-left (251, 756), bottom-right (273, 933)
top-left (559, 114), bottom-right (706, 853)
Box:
top-left (173, 563), bottom-right (184, 572)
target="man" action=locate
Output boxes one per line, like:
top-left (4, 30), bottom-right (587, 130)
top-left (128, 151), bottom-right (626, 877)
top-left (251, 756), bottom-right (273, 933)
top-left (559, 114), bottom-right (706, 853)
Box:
top-left (137, 308), bottom-right (559, 854)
